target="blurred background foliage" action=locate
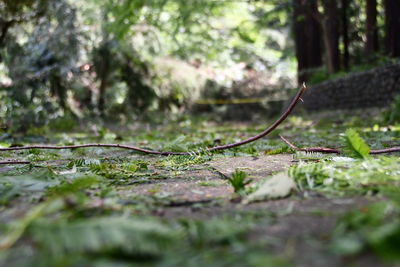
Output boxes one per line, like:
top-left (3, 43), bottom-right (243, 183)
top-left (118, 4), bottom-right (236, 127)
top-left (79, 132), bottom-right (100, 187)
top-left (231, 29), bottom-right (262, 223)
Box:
top-left (0, 0), bottom-right (399, 133)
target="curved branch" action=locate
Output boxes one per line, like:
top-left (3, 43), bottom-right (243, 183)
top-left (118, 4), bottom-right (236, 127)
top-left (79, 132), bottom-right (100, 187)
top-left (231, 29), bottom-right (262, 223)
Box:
top-left (207, 84), bottom-right (307, 152)
top-left (0, 85), bottom-right (307, 156)
top-left (279, 135), bottom-right (400, 155)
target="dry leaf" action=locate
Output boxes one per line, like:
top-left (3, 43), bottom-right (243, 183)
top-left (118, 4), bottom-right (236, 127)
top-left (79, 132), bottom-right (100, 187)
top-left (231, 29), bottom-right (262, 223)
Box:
top-left (243, 172), bottom-right (296, 204)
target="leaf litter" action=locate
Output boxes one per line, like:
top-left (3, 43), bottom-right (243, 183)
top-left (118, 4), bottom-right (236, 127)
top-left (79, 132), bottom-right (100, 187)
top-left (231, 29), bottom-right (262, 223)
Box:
top-left (0, 111), bottom-right (400, 266)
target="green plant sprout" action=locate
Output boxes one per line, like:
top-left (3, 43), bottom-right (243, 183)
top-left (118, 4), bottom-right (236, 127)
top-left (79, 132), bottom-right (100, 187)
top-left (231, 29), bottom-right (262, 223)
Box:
top-left (227, 169), bottom-right (251, 193)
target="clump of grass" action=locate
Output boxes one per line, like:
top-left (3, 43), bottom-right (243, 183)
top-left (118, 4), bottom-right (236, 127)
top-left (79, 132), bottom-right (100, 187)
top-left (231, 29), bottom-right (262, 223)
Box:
top-left (227, 169), bottom-right (251, 193)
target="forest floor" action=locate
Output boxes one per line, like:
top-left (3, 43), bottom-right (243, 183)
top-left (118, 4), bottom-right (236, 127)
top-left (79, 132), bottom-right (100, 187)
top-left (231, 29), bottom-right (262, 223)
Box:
top-left (0, 108), bottom-right (399, 267)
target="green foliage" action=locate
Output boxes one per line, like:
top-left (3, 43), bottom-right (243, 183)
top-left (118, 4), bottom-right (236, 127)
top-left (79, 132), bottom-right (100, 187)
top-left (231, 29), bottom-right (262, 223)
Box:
top-left (30, 217), bottom-right (178, 257)
top-left (293, 151), bottom-right (332, 161)
top-left (331, 201), bottom-right (400, 263)
top-left (1, 210), bottom-right (289, 266)
top-left (87, 160), bottom-right (153, 185)
top-left (0, 0), bottom-right (296, 129)
top-left (342, 129), bottom-right (370, 159)
top-left (288, 162), bottom-right (329, 191)
top-left (0, 0), bottom-right (48, 23)
top-left (227, 169), bottom-right (251, 193)
top-left (67, 158), bottom-right (101, 168)
top-left (288, 157), bottom-right (400, 195)
top-left (0, 101), bottom-right (399, 266)
top-left (45, 175), bottom-right (101, 197)
top-left (2, 0), bottom-right (80, 132)
top-left (157, 155), bottom-right (211, 170)
top-left (0, 168), bottom-right (59, 205)
top-left (0, 182), bottom-right (19, 205)
top-left (265, 145), bottom-right (289, 155)
top-left (384, 95), bottom-right (400, 124)
top-left (48, 113), bottom-right (76, 132)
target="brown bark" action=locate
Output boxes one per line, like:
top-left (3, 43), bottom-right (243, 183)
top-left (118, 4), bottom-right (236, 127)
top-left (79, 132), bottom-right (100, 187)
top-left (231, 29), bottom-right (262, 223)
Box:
top-left (366, 0), bottom-right (379, 54)
top-left (0, 20), bottom-right (15, 48)
top-left (321, 0), bottom-right (341, 73)
top-left (293, 0), bottom-right (323, 84)
top-left (384, 0), bottom-right (400, 57)
top-left (98, 66), bottom-right (108, 116)
top-left (341, 0), bottom-right (349, 70)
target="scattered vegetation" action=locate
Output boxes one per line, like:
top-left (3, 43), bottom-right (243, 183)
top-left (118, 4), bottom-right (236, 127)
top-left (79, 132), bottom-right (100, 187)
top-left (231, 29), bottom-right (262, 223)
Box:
top-left (1, 0), bottom-right (400, 266)
top-left (331, 200), bottom-right (400, 263)
top-left (0, 110), bottom-right (399, 266)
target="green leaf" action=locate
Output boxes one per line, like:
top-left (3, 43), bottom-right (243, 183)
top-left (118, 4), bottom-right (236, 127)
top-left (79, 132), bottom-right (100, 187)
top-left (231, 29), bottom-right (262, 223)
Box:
top-left (342, 129), bottom-right (370, 159)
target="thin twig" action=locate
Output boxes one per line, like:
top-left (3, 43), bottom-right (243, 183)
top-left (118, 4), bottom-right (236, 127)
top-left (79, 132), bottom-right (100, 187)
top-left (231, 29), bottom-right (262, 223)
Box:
top-left (279, 135), bottom-right (400, 155)
top-left (370, 147), bottom-right (400, 154)
top-left (0, 143), bottom-right (185, 156)
top-left (0, 160), bottom-right (31, 165)
top-left (279, 135), bottom-right (340, 154)
top-left (0, 85), bottom-right (307, 157)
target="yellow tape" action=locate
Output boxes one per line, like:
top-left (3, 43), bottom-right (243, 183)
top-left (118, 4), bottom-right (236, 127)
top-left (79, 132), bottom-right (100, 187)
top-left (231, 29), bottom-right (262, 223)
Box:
top-left (195, 98), bottom-right (266, 105)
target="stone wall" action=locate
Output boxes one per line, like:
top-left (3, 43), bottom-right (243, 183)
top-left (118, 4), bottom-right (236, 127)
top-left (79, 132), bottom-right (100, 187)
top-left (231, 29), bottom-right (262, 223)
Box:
top-left (303, 63), bottom-right (400, 111)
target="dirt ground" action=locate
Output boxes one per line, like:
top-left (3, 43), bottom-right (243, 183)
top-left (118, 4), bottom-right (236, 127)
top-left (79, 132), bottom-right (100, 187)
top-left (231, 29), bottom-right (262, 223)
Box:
top-left (0, 153), bottom-right (392, 266)
top-left (118, 154), bottom-right (386, 267)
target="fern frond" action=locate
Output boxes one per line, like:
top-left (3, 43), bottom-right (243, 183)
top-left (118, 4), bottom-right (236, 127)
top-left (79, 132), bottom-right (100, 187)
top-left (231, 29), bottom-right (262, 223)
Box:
top-left (294, 151), bottom-right (331, 160)
top-left (30, 217), bottom-right (178, 257)
top-left (45, 175), bottom-right (101, 197)
top-left (342, 129), bottom-right (370, 159)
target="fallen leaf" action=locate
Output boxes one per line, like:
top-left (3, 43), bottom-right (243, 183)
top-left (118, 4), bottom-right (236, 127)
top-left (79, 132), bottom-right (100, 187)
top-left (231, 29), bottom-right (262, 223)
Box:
top-left (54, 165), bottom-right (77, 175)
top-left (243, 172), bottom-right (296, 204)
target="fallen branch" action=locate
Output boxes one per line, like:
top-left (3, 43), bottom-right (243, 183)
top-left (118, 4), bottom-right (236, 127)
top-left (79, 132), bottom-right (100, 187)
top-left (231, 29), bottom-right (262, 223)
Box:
top-left (0, 160), bottom-right (31, 165)
top-left (279, 135), bottom-right (400, 155)
top-left (0, 85), bottom-right (307, 157)
top-left (279, 135), bottom-right (340, 154)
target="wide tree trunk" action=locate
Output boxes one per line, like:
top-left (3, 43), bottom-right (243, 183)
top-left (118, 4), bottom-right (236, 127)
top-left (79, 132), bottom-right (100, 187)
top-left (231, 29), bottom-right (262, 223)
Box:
top-left (321, 0), bottom-right (341, 73)
top-left (384, 0), bottom-right (400, 57)
top-left (293, 0), bottom-right (323, 84)
top-left (366, 0), bottom-right (379, 54)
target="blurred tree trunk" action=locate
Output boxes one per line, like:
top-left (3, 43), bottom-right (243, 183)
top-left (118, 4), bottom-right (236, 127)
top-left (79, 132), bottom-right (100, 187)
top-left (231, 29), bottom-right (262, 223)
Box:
top-left (321, 0), bottom-right (341, 73)
top-left (0, 20), bottom-right (14, 48)
top-left (341, 0), bottom-right (349, 70)
top-left (98, 60), bottom-right (109, 117)
top-left (293, 0), bottom-right (323, 84)
top-left (384, 0), bottom-right (400, 57)
top-left (94, 40), bottom-right (112, 117)
top-left (366, 0), bottom-right (379, 54)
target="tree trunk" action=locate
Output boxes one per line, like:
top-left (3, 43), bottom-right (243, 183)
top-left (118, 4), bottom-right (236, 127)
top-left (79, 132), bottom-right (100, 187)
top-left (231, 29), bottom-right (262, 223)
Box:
top-left (366, 0), bottom-right (379, 54)
top-left (95, 40), bottom-right (112, 117)
top-left (98, 60), bottom-right (109, 117)
top-left (384, 0), bottom-right (400, 57)
top-left (293, 0), bottom-right (323, 84)
top-left (321, 0), bottom-right (341, 73)
top-left (0, 20), bottom-right (14, 49)
top-left (341, 0), bottom-right (349, 70)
